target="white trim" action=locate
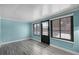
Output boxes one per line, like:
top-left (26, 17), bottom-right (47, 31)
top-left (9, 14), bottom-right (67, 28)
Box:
top-left (0, 37), bottom-right (31, 46)
top-left (50, 44), bottom-right (79, 55)
top-left (50, 13), bottom-right (74, 20)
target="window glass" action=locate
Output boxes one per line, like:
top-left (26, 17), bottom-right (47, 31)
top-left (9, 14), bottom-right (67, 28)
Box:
top-left (33, 24), bottom-right (40, 35)
top-left (61, 17), bottom-right (71, 39)
top-left (52, 20), bottom-right (60, 38)
top-left (34, 24), bottom-right (37, 35)
top-left (36, 24), bottom-right (40, 35)
top-left (51, 16), bottom-right (73, 41)
top-left (42, 22), bottom-right (48, 36)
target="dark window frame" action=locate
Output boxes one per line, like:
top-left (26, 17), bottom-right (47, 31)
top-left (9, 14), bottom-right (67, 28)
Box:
top-left (51, 16), bottom-right (74, 42)
top-left (33, 23), bottom-right (40, 36)
top-left (41, 20), bottom-right (50, 36)
top-left (51, 19), bottom-right (61, 38)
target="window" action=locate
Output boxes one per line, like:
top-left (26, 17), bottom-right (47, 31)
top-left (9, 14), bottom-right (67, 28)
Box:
top-left (42, 22), bottom-right (48, 36)
top-left (33, 24), bottom-right (37, 35)
top-left (52, 19), bottom-right (60, 38)
top-left (61, 17), bottom-right (71, 40)
top-left (33, 23), bottom-right (40, 35)
top-left (51, 16), bottom-right (73, 42)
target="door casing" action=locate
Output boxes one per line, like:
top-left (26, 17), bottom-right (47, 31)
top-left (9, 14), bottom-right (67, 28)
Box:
top-left (41, 20), bottom-right (50, 45)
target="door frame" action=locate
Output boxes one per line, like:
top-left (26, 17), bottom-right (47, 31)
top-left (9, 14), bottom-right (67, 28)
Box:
top-left (41, 20), bottom-right (50, 45)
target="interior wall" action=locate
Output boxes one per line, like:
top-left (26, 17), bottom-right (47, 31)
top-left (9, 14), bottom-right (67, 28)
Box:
top-left (0, 19), bottom-right (31, 44)
top-left (74, 11), bottom-right (79, 52)
top-left (0, 18), bottom-right (1, 42)
top-left (31, 10), bottom-right (79, 52)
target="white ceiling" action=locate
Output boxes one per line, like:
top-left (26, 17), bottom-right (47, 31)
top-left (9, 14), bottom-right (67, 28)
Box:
top-left (0, 4), bottom-right (79, 22)
top-left (0, 4), bottom-right (42, 22)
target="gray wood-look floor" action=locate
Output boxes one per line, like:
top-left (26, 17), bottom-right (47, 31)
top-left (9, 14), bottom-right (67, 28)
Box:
top-left (0, 39), bottom-right (74, 55)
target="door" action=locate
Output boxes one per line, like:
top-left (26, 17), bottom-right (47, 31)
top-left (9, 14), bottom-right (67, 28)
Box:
top-left (41, 20), bottom-right (50, 45)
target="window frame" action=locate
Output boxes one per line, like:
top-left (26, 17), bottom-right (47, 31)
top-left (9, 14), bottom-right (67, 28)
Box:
top-left (41, 20), bottom-right (49, 36)
top-left (33, 23), bottom-right (40, 36)
top-left (51, 16), bottom-right (74, 42)
top-left (51, 19), bottom-right (61, 38)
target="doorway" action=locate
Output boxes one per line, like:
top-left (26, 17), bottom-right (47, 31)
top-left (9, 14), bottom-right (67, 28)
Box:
top-left (41, 20), bottom-right (50, 45)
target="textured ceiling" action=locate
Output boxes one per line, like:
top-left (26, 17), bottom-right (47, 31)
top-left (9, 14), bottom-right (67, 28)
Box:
top-left (0, 4), bottom-right (79, 22)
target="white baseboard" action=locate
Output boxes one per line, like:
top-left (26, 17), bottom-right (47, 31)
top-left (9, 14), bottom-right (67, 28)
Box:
top-left (50, 44), bottom-right (79, 55)
top-left (0, 37), bottom-right (31, 46)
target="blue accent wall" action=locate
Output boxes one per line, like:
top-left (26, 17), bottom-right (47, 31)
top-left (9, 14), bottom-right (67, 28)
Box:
top-left (74, 11), bottom-right (79, 52)
top-left (0, 19), bottom-right (31, 44)
top-left (0, 19), bottom-right (1, 42)
top-left (32, 10), bottom-right (79, 52)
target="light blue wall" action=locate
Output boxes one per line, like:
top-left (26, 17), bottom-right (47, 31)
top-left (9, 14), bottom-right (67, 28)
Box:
top-left (32, 35), bottom-right (41, 42)
top-left (0, 19), bottom-right (1, 42)
top-left (74, 11), bottom-right (79, 52)
top-left (32, 10), bottom-right (79, 52)
top-left (0, 19), bottom-right (31, 44)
